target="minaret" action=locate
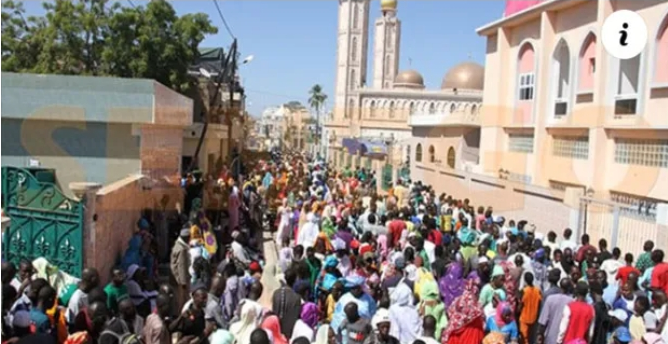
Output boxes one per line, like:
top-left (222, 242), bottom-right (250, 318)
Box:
top-left (333, 0), bottom-right (370, 120)
top-left (373, 0), bottom-right (401, 89)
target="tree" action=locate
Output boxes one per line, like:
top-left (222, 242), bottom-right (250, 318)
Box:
top-left (308, 84), bottom-right (327, 154)
top-left (1, 0), bottom-right (217, 93)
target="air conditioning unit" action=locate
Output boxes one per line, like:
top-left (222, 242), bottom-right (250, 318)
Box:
top-left (614, 95), bottom-right (637, 115)
top-left (554, 99), bottom-right (568, 116)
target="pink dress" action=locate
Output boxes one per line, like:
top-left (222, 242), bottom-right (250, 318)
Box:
top-left (228, 188), bottom-right (240, 230)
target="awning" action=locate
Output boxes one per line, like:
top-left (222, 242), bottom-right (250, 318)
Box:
top-left (359, 140), bottom-right (387, 156)
top-left (342, 138), bottom-right (361, 154)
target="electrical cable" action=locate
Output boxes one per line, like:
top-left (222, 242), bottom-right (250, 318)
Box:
top-left (212, 0), bottom-right (235, 40)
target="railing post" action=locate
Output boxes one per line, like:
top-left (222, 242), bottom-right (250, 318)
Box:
top-left (611, 204), bottom-right (621, 249)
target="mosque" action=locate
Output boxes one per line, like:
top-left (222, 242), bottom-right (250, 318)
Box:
top-left (324, 0), bottom-right (485, 182)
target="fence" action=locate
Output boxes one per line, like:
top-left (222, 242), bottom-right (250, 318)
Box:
top-left (579, 197), bottom-right (664, 256)
top-left (413, 163), bottom-right (667, 253)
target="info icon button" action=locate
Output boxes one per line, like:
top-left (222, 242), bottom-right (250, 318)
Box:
top-left (602, 10), bottom-right (648, 60)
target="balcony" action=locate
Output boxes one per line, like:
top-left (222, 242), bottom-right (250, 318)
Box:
top-left (408, 111), bottom-right (481, 127)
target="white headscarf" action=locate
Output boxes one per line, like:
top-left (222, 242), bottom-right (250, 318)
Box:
top-left (229, 302), bottom-right (259, 344)
top-left (313, 325), bottom-right (331, 344)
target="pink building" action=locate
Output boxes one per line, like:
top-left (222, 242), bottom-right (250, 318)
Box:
top-left (412, 0), bottom-right (668, 252)
top-left (476, 0), bottom-right (668, 206)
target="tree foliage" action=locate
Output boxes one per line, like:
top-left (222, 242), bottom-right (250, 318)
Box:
top-left (1, 0), bottom-right (218, 93)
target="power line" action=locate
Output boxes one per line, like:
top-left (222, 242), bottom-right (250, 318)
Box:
top-left (126, 0), bottom-right (136, 8)
top-left (212, 0), bottom-right (235, 40)
top-left (245, 88), bottom-right (307, 100)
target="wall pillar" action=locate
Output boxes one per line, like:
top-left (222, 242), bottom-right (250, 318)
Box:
top-left (563, 187), bottom-right (585, 239)
top-left (70, 182), bottom-right (103, 269)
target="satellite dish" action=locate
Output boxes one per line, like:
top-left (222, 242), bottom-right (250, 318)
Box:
top-left (199, 68), bottom-right (212, 79)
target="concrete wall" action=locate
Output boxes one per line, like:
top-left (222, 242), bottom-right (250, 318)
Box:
top-left (89, 176), bottom-right (183, 283)
top-left (2, 119), bottom-right (140, 194)
top-left (412, 163), bottom-right (666, 255)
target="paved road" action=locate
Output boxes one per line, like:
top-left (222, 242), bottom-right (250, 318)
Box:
top-left (259, 229), bottom-right (279, 307)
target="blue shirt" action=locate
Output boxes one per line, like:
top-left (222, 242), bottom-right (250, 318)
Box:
top-left (485, 317), bottom-right (519, 342)
top-left (29, 309), bottom-right (51, 334)
top-left (603, 283), bottom-right (619, 308)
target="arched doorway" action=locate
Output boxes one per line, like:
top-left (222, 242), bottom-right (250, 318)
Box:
top-left (447, 146), bottom-right (456, 168)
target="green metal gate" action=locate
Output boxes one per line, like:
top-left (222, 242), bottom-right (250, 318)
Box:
top-left (2, 167), bottom-right (84, 277)
top-left (382, 164), bottom-right (393, 191)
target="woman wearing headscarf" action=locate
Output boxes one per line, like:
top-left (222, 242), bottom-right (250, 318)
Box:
top-left (440, 260), bottom-right (466, 308)
top-left (291, 303), bottom-right (319, 342)
top-left (313, 325), bottom-right (335, 344)
top-left (228, 179), bottom-right (241, 231)
top-left (486, 302), bottom-right (519, 343)
top-left (497, 260), bottom-right (519, 313)
top-left (277, 199), bottom-right (292, 246)
top-left (388, 280), bottom-right (421, 344)
top-left (121, 235), bottom-right (143, 271)
top-left (441, 278), bottom-right (486, 344)
top-left (484, 302), bottom-right (519, 344)
top-left (297, 214), bottom-right (320, 249)
top-left (125, 264), bottom-right (157, 317)
top-left (419, 280), bottom-right (447, 339)
top-left (262, 315), bottom-right (289, 344)
top-left (229, 303), bottom-right (259, 344)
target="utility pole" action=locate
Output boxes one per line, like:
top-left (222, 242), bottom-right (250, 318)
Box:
top-left (189, 39), bottom-right (239, 175)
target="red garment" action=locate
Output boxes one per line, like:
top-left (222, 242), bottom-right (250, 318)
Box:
top-left (388, 220), bottom-right (406, 248)
top-left (575, 244), bottom-right (596, 263)
top-left (563, 301), bottom-right (594, 344)
top-left (427, 229), bottom-right (442, 246)
top-left (443, 317), bottom-right (485, 344)
top-left (616, 265), bottom-right (640, 285)
top-left (651, 262), bottom-right (668, 294)
top-left (442, 278), bottom-right (484, 344)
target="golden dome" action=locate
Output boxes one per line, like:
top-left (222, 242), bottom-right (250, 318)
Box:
top-left (441, 61), bottom-right (485, 91)
top-left (381, 0), bottom-right (397, 10)
top-left (394, 70), bottom-right (425, 89)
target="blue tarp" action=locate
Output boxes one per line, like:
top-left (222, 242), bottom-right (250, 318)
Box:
top-left (342, 138), bottom-right (361, 154)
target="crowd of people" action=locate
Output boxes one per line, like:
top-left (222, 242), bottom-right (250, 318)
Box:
top-left (1, 152), bottom-right (668, 344)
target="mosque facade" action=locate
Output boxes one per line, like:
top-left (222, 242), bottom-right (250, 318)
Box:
top-left (324, 0), bottom-right (485, 185)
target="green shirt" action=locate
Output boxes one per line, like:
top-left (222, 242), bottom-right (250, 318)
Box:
top-left (479, 284), bottom-right (496, 307)
top-left (104, 283), bottom-right (129, 314)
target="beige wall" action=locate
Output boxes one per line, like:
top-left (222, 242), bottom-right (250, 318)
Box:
top-left (90, 176), bottom-right (183, 283)
top-left (478, 0), bottom-right (668, 202)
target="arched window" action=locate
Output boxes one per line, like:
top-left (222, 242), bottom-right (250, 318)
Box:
top-left (429, 103), bottom-right (436, 114)
top-left (388, 101), bottom-right (395, 118)
top-left (415, 144), bottom-right (423, 162)
top-left (450, 103), bottom-right (456, 113)
top-left (409, 102), bottom-right (416, 115)
top-left (471, 104), bottom-right (478, 115)
top-left (349, 69), bottom-right (356, 90)
top-left (447, 147), bottom-right (456, 168)
top-left (385, 55), bottom-right (391, 76)
top-left (369, 100), bottom-right (376, 118)
top-left (348, 99), bottom-right (355, 119)
top-left (429, 145), bottom-right (436, 163)
top-left (552, 38), bottom-right (571, 117)
top-left (351, 37), bottom-right (358, 61)
top-left (655, 15), bottom-right (668, 83)
top-left (518, 42), bottom-right (536, 101)
top-left (578, 32), bottom-right (597, 92)
top-left (353, 4), bottom-right (359, 29)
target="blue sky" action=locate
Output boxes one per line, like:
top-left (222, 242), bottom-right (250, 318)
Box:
top-left (22, 0), bottom-right (505, 116)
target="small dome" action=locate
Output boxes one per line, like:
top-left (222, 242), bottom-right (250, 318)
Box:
top-left (441, 61), bottom-right (484, 91)
top-left (394, 70), bottom-right (425, 89)
top-left (381, 0), bottom-right (397, 10)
